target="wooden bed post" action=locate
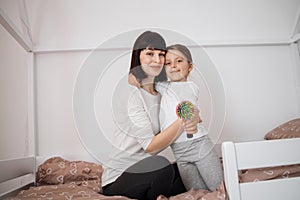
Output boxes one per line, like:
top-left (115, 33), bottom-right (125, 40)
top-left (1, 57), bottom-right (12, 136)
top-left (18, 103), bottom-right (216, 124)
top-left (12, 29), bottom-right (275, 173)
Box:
top-left (222, 141), bottom-right (241, 200)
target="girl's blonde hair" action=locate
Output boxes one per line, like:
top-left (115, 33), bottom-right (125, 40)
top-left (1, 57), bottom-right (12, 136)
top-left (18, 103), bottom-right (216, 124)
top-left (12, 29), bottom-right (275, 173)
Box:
top-left (166, 44), bottom-right (193, 63)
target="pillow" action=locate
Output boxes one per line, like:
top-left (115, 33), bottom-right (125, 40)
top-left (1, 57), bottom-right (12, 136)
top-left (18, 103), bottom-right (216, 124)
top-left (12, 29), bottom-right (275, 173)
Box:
top-left (264, 118), bottom-right (300, 140)
top-left (36, 156), bottom-right (103, 193)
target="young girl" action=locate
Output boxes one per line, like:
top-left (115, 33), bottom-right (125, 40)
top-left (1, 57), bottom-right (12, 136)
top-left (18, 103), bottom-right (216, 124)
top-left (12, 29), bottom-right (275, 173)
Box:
top-left (156, 44), bottom-right (223, 191)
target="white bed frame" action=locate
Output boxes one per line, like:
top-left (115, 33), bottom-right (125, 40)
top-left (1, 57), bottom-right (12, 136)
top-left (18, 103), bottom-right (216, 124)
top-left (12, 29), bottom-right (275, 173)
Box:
top-left (0, 157), bottom-right (35, 198)
top-left (222, 138), bottom-right (300, 200)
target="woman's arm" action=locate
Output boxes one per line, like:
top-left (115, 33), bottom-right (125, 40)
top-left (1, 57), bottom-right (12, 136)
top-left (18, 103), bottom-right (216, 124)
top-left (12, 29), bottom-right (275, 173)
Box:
top-left (128, 73), bottom-right (141, 87)
top-left (146, 107), bottom-right (200, 155)
top-left (146, 119), bottom-right (183, 155)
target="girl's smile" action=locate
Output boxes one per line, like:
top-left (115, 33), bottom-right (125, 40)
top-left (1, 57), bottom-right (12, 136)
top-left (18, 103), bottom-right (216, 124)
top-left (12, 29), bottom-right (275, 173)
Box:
top-left (165, 49), bottom-right (193, 82)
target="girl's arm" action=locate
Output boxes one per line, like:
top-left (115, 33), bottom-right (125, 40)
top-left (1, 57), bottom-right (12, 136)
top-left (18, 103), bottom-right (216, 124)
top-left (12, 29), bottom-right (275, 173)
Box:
top-left (182, 107), bottom-right (202, 133)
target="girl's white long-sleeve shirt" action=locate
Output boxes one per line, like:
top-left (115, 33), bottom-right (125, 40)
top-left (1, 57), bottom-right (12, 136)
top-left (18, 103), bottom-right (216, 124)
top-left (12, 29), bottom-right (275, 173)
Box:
top-left (156, 81), bottom-right (208, 143)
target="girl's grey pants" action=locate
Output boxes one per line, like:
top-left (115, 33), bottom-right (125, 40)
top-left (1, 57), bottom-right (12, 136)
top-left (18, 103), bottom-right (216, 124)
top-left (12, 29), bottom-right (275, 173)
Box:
top-left (171, 135), bottom-right (223, 191)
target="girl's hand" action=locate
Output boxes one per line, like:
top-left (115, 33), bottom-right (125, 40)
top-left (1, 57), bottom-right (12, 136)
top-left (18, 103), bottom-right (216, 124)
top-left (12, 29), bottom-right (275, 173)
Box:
top-left (128, 73), bottom-right (141, 87)
top-left (182, 107), bottom-right (202, 134)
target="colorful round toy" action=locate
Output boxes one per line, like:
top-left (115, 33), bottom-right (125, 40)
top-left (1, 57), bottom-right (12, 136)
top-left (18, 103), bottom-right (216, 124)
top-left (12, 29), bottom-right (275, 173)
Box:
top-left (176, 100), bottom-right (195, 138)
top-left (176, 100), bottom-right (195, 120)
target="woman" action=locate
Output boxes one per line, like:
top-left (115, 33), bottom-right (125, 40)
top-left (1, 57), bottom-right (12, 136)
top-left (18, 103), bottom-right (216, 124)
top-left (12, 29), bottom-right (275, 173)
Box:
top-left (102, 31), bottom-right (200, 200)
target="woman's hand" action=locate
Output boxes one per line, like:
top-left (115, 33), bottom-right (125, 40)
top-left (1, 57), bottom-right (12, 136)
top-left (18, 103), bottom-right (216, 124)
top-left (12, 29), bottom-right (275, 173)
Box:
top-left (128, 73), bottom-right (141, 87)
top-left (182, 107), bottom-right (202, 134)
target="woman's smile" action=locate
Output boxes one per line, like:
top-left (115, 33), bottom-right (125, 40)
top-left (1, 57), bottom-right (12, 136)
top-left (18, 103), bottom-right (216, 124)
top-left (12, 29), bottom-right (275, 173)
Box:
top-left (150, 65), bottom-right (163, 70)
top-left (140, 48), bottom-right (165, 78)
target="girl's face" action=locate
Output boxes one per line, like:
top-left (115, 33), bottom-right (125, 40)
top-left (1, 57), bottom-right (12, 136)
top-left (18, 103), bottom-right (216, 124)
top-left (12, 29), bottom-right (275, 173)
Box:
top-left (139, 48), bottom-right (165, 79)
top-left (165, 49), bottom-right (192, 82)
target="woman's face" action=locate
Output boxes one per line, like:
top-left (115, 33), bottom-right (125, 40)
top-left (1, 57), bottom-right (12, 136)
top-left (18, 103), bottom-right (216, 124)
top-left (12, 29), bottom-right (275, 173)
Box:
top-left (139, 48), bottom-right (165, 79)
top-left (165, 49), bottom-right (192, 82)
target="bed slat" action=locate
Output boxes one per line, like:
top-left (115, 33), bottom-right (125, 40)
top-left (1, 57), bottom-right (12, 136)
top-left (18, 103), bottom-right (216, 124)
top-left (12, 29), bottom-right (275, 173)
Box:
top-left (240, 177), bottom-right (300, 200)
top-left (0, 157), bottom-right (35, 183)
top-left (0, 173), bottom-right (35, 198)
top-left (222, 141), bottom-right (241, 200)
top-left (235, 138), bottom-right (300, 170)
top-left (0, 157), bottom-right (35, 198)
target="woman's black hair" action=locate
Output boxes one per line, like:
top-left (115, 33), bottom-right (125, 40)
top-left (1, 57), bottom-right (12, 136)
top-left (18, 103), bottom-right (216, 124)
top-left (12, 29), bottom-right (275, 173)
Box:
top-left (129, 31), bottom-right (167, 83)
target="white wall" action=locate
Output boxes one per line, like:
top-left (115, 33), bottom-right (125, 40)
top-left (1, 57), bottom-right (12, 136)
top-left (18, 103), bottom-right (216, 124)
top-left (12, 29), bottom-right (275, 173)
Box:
top-left (1, 0), bottom-right (300, 161)
top-left (0, 24), bottom-right (33, 160)
top-left (206, 45), bottom-right (299, 142)
top-left (26, 0), bottom-right (299, 50)
top-left (35, 52), bottom-right (91, 159)
top-left (35, 44), bottom-right (300, 160)
top-left (0, 0), bottom-right (24, 34)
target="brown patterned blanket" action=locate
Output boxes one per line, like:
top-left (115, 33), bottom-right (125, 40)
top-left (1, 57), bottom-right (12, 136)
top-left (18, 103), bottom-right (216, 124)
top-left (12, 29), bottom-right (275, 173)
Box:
top-left (6, 156), bottom-right (300, 200)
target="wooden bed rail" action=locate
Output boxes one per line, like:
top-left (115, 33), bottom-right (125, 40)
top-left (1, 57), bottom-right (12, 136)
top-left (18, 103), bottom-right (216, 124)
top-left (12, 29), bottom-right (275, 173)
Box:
top-left (222, 138), bottom-right (300, 200)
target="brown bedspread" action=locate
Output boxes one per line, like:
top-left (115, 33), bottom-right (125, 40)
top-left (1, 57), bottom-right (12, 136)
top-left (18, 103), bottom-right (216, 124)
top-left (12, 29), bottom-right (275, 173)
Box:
top-left (7, 182), bottom-right (227, 200)
top-left (239, 164), bottom-right (300, 183)
top-left (6, 185), bottom-right (131, 200)
top-left (156, 181), bottom-right (228, 200)
top-left (7, 156), bottom-right (300, 200)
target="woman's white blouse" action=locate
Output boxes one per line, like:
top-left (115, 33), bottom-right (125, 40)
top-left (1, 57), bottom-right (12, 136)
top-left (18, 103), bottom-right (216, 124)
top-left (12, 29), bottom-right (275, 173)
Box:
top-left (102, 80), bottom-right (161, 186)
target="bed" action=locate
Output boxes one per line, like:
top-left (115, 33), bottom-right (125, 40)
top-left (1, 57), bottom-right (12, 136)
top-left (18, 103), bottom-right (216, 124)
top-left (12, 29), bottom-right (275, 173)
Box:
top-left (1, 118), bottom-right (300, 200)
